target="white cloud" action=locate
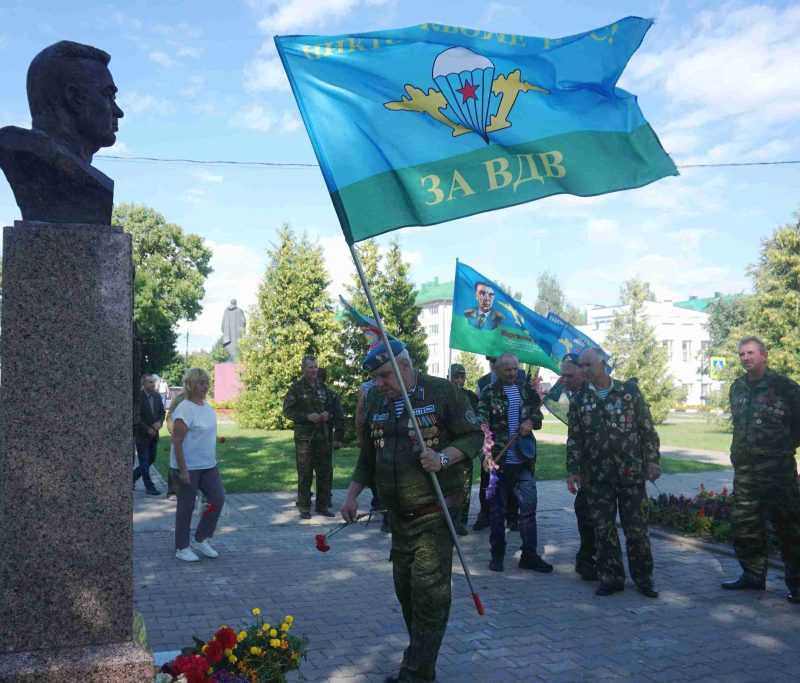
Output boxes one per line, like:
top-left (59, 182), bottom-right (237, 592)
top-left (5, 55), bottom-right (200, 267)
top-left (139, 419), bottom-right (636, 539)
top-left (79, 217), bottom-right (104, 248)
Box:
top-left (149, 50), bottom-right (175, 68)
top-left (193, 102), bottom-right (220, 115)
top-left (627, 4), bottom-right (800, 162)
top-left (119, 92), bottom-right (176, 116)
top-left (180, 187), bottom-right (207, 204)
top-left (228, 104), bottom-right (300, 133)
top-left (193, 169), bottom-right (223, 184)
top-left (481, 3), bottom-right (522, 26)
top-left (99, 140), bottom-right (132, 157)
top-left (244, 56), bottom-right (290, 93)
top-left (176, 46), bottom-right (203, 59)
top-left (180, 75), bottom-right (205, 98)
top-left (256, 0), bottom-right (390, 33)
top-left (586, 218), bottom-right (619, 241)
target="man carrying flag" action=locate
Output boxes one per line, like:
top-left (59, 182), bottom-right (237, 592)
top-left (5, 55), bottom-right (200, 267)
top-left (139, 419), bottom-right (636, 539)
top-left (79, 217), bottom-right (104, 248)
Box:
top-left (342, 339), bottom-right (483, 682)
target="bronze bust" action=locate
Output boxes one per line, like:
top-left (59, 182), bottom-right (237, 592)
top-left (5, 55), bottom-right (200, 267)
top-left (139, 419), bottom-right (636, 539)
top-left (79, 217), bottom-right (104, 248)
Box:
top-left (0, 41), bottom-right (124, 225)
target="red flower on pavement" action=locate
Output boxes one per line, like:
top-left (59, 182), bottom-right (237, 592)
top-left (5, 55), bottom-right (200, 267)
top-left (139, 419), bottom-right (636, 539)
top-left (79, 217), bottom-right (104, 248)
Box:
top-left (312, 509), bottom-right (385, 553)
top-left (214, 626), bottom-right (236, 650)
top-left (314, 534), bottom-right (331, 552)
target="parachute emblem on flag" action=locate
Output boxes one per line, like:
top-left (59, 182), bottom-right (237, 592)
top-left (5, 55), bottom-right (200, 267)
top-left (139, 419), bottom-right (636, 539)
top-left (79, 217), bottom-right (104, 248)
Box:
top-left (384, 43), bottom-right (549, 142)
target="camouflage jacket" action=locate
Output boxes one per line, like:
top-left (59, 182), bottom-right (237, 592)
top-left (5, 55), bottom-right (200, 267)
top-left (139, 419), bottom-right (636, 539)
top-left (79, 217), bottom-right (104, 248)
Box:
top-left (352, 373), bottom-right (483, 514)
top-left (477, 379), bottom-right (543, 456)
top-left (729, 369), bottom-right (800, 467)
top-left (567, 379), bottom-right (660, 483)
top-left (282, 379), bottom-right (344, 442)
top-left (460, 387), bottom-right (479, 412)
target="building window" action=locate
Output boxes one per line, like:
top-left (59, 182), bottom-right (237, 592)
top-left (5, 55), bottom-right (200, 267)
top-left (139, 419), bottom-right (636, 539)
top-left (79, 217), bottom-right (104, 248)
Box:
top-left (429, 363), bottom-right (440, 375)
top-left (429, 305), bottom-right (439, 315)
top-left (682, 383), bottom-right (693, 398)
top-left (662, 340), bottom-right (673, 360)
top-left (429, 324), bottom-right (439, 335)
top-left (429, 344), bottom-right (438, 356)
top-left (682, 341), bottom-right (692, 362)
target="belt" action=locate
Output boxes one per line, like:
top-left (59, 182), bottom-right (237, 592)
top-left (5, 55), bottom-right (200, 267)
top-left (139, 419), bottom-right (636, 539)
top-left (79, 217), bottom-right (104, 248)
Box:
top-left (396, 491), bottom-right (462, 521)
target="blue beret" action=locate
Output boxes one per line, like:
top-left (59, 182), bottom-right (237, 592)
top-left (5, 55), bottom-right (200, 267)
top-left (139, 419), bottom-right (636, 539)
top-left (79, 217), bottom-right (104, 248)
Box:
top-left (363, 339), bottom-right (406, 372)
top-left (562, 352), bottom-right (581, 366)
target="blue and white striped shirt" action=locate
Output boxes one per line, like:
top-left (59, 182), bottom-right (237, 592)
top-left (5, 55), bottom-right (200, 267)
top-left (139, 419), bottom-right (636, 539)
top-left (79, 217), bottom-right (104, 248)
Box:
top-left (503, 384), bottom-right (522, 464)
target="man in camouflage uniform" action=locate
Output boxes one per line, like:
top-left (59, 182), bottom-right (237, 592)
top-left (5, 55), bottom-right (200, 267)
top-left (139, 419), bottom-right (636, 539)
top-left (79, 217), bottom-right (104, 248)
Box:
top-left (559, 353), bottom-right (597, 581)
top-left (342, 340), bottom-right (482, 683)
top-left (449, 362), bottom-right (479, 536)
top-left (283, 355), bottom-right (343, 519)
top-left (722, 336), bottom-right (800, 603)
top-left (478, 352), bottom-right (552, 573)
top-left (567, 348), bottom-right (661, 598)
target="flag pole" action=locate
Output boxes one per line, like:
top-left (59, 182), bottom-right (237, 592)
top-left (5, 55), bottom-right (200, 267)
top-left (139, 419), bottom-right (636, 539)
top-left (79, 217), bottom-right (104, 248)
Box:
top-left (348, 243), bottom-right (484, 616)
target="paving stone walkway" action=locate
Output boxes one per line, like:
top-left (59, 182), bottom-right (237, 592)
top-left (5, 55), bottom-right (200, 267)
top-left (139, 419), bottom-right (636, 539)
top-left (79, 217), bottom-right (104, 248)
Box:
top-left (134, 469), bottom-right (800, 682)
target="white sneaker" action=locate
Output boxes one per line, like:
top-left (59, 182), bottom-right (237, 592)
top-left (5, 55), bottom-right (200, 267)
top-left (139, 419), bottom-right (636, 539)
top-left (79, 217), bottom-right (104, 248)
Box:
top-left (191, 539), bottom-right (219, 558)
top-left (176, 547), bottom-right (200, 562)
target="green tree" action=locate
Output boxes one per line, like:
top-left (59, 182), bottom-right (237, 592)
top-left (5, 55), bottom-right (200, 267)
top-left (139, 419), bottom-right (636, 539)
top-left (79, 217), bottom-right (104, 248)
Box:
top-left (237, 225), bottom-right (337, 428)
top-left (379, 239), bottom-right (428, 367)
top-left (534, 270), bottom-right (585, 324)
top-left (330, 239), bottom-right (428, 435)
top-left (454, 351), bottom-right (483, 392)
top-left (495, 280), bottom-right (522, 301)
top-left (701, 295), bottom-right (749, 376)
top-left (604, 277), bottom-right (683, 422)
top-left (113, 203), bottom-right (213, 374)
top-left (740, 215), bottom-right (800, 379)
top-left (210, 336), bottom-right (229, 365)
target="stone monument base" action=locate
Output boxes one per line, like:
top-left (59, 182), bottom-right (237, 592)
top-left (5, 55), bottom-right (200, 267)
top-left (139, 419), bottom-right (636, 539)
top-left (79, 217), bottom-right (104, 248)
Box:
top-left (215, 362), bottom-right (243, 402)
top-left (0, 642), bottom-right (154, 683)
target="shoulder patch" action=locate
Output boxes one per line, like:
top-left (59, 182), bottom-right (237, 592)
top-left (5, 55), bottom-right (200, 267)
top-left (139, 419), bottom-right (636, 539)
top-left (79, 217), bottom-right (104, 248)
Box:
top-left (465, 407), bottom-right (478, 425)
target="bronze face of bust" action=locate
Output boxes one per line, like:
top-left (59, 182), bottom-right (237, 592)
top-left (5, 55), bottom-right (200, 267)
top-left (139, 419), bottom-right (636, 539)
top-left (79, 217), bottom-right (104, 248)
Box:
top-left (0, 41), bottom-right (125, 225)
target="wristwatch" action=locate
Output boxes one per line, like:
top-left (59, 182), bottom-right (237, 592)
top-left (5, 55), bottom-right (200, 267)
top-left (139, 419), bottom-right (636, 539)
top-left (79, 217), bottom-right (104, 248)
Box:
top-left (438, 451), bottom-right (449, 470)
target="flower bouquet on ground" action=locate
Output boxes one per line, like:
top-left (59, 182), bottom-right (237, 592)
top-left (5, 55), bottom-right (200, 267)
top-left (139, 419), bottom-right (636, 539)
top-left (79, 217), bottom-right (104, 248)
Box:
top-left (158, 609), bottom-right (308, 683)
top-left (314, 508), bottom-right (387, 552)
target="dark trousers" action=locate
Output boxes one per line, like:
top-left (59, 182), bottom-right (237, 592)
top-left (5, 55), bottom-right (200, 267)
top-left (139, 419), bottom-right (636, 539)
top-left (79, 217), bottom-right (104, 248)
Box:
top-left (478, 458), bottom-right (518, 523)
top-left (732, 461), bottom-right (800, 586)
top-left (390, 510), bottom-right (454, 682)
top-left (586, 479), bottom-right (653, 588)
top-left (490, 462), bottom-right (538, 558)
top-left (174, 466), bottom-right (226, 550)
top-left (574, 488), bottom-right (596, 567)
top-left (295, 437), bottom-right (332, 512)
top-left (133, 436), bottom-right (158, 491)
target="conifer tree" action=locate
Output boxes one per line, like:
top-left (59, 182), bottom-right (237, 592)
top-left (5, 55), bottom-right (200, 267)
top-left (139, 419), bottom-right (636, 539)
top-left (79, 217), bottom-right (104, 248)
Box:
top-left (604, 277), bottom-right (682, 422)
top-left (237, 225), bottom-right (336, 428)
top-left (740, 215), bottom-right (800, 379)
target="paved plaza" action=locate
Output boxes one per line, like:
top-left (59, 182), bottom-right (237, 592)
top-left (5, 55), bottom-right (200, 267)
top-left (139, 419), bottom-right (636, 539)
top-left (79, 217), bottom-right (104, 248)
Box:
top-left (134, 469), bottom-right (800, 682)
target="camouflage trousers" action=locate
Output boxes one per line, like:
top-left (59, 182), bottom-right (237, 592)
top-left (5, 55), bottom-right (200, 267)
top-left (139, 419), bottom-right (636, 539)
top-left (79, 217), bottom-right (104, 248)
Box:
top-left (732, 459), bottom-right (800, 586)
top-left (586, 478), bottom-right (653, 588)
top-left (460, 460), bottom-right (473, 527)
top-left (294, 437), bottom-right (332, 512)
top-left (574, 488), bottom-right (596, 569)
top-left (389, 509), bottom-right (455, 682)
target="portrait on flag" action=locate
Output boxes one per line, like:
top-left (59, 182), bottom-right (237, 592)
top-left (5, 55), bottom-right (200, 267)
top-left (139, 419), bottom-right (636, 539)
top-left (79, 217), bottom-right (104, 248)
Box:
top-left (463, 280), bottom-right (504, 330)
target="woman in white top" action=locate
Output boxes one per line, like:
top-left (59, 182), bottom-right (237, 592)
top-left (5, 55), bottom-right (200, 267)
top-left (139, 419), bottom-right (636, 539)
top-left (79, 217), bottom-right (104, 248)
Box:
top-left (171, 368), bottom-right (226, 562)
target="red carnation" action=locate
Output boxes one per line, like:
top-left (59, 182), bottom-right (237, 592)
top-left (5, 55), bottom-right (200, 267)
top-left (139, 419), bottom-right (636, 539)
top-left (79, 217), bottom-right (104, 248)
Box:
top-left (314, 534), bottom-right (331, 552)
top-left (214, 626), bottom-right (236, 650)
top-left (204, 638), bottom-right (223, 664)
top-left (171, 653), bottom-right (211, 683)
top-left (315, 534), bottom-right (325, 543)
top-left (203, 502), bottom-right (216, 517)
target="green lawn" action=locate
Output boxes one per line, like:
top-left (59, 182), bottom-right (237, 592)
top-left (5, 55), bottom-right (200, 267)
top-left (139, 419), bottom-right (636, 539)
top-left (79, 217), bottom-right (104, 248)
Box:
top-left (155, 424), bottom-right (727, 494)
top-left (539, 415), bottom-right (733, 452)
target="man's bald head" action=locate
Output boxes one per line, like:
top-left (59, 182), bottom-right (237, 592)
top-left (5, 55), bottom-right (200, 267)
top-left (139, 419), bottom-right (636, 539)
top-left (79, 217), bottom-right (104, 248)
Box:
top-left (579, 347), bottom-right (607, 385)
top-left (496, 352), bottom-right (519, 386)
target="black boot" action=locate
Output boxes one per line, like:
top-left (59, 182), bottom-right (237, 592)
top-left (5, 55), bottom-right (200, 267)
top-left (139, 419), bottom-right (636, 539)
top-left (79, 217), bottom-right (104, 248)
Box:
top-left (787, 581), bottom-right (800, 604)
top-left (489, 556), bottom-right (504, 572)
top-left (472, 511), bottom-right (489, 531)
top-left (519, 552), bottom-right (553, 572)
top-left (721, 575), bottom-right (766, 591)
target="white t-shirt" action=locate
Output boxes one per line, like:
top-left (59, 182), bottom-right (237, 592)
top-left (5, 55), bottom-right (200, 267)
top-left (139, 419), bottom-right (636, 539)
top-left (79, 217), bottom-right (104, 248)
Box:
top-left (169, 400), bottom-right (218, 470)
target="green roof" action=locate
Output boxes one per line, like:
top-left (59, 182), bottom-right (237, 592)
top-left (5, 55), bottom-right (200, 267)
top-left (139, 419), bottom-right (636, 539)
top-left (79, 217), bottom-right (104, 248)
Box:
top-left (416, 278), bottom-right (454, 305)
top-left (673, 293), bottom-right (742, 312)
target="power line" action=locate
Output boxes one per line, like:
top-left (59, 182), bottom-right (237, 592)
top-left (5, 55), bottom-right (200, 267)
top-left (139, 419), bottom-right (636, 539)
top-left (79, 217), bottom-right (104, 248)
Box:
top-left (95, 154), bottom-right (800, 170)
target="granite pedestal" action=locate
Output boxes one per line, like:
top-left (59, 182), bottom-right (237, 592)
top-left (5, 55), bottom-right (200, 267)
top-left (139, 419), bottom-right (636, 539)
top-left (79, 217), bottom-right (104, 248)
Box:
top-left (0, 221), bottom-right (153, 681)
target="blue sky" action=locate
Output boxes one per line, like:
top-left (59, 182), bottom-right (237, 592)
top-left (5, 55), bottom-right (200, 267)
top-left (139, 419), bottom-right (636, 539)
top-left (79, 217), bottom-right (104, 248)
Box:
top-left (1, 0), bottom-right (799, 352)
